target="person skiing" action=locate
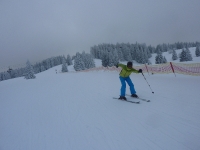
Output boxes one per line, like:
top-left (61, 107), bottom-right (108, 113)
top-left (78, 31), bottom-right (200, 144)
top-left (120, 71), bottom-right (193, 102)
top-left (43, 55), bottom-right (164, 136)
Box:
top-left (116, 61), bottom-right (142, 100)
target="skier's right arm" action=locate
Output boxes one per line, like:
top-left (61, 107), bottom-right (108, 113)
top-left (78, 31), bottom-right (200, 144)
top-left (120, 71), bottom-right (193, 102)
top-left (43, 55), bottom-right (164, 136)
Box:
top-left (116, 63), bottom-right (125, 68)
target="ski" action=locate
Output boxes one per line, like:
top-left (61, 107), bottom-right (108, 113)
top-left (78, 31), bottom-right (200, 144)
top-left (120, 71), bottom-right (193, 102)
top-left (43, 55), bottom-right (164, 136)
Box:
top-left (126, 94), bottom-right (150, 102)
top-left (113, 97), bottom-right (140, 104)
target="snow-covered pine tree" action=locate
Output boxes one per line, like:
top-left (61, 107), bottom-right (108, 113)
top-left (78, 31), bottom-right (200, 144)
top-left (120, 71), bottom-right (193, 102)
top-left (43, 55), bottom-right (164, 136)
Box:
top-left (107, 49), bottom-right (119, 67)
top-left (112, 49), bottom-right (119, 66)
top-left (16, 68), bottom-right (25, 78)
top-left (148, 45), bottom-right (154, 53)
top-left (102, 51), bottom-right (109, 67)
top-left (155, 44), bottom-right (163, 53)
top-left (41, 65), bottom-right (46, 72)
top-left (2, 72), bottom-right (11, 80)
top-left (90, 46), bottom-right (95, 55)
top-left (96, 46), bottom-right (102, 59)
top-left (185, 47), bottom-right (193, 61)
top-left (117, 48), bottom-right (125, 61)
top-left (84, 53), bottom-right (95, 69)
top-left (163, 56), bottom-right (167, 63)
top-left (73, 52), bottom-right (85, 71)
top-left (155, 53), bottom-right (164, 64)
top-left (162, 43), bottom-right (168, 52)
top-left (14, 69), bottom-right (21, 78)
top-left (172, 49), bottom-right (178, 60)
top-left (62, 57), bottom-right (68, 72)
top-left (108, 52), bottom-right (114, 67)
top-left (1, 72), bottom-right (6, 81)
top-left (54, 57), bottom-right (59, 66)
top-left (24, 60), bottom-right (36, 79)
top-left (138, 49), bottom-right (145, 64)
top-left (33, 63), bottom-right (41, 74)
top-left (58, 56), bottom-right (63, 65)
top-left (146, 47), bottom-right (152, 58)
top-left (0, 73), bottom-right (2, 81)
top-left (134, 44), bottom-right (140, 63)
top-left (7, 68), bottom-right (14, 78)
top-left (143, 48), bottom-right (149, 63)
top-left (130, 44), bottom-right (135, 60)
top-left (141, 43), bottom-right (151, 59)
top-left (46, 59), bottom-right (51, 69)
top-left (10, 69), bottom-right (18, 78)
top-left (155, 54), bottom-right (163, 64)
top-left (136, 46), bottom-right (148, 64)
top-left (122, 45), bottom-right (132, 61)
top-left (81, 51), bottom-right (87, 67)
top-left (0, 72), bottom-right (3, 81)
top-left (195, 46), bottom-right (200, 57)
top-left (180, 49), bottom-right (187, 62)
top-left (66, 54), bottom-right (73, 65)
top-left (50, 58), bottom-right (55, 67)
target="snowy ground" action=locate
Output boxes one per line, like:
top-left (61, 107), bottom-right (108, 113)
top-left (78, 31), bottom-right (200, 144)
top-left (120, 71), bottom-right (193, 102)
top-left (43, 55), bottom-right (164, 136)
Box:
top-left (1, 59), bottom-right (200, 150)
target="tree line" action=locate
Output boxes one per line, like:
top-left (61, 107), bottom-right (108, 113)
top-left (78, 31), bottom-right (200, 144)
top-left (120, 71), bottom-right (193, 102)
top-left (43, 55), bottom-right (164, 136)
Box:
top-left (0, 51), bottom-right (95, 81)
top-left (1, 41), bottom-right (200, 81)
top-left (0, 55), bottom-right (72, 81)
top-left (90, 42), bottom-right (200, 66)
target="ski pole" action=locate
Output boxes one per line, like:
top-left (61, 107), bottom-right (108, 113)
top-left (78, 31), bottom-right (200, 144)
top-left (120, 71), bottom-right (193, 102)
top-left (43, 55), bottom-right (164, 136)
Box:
top-left (142, 72), bottom-right (154, 94)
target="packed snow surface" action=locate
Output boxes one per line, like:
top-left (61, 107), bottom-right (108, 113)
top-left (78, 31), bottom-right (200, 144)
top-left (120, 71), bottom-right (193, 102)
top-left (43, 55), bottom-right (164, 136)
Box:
top-left (1, 59), bottom-right (200, 150)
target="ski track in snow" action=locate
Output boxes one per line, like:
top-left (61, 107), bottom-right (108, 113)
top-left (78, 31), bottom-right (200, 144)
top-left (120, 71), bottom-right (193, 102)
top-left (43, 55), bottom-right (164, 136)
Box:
top-left (1, 64), bottom-right (200, 150)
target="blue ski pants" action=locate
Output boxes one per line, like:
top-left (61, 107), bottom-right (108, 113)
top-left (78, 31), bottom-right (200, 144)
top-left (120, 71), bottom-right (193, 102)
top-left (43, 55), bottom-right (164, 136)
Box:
top-left (119, 76), bottom-right (136, 96)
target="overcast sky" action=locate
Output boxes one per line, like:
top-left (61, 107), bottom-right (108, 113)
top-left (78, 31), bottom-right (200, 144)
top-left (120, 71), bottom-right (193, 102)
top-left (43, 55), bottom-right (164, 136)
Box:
top-left (1, 0), bottom-right (200, 71)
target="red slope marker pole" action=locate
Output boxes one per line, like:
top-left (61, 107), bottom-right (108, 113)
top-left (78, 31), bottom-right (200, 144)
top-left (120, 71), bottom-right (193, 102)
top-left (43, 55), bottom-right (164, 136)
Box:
top-left (170, 62), bottom-right (176, 77)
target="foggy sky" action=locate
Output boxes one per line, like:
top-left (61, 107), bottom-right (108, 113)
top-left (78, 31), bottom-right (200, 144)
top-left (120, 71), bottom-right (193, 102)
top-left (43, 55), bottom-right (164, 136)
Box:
top-left (1, 0), bottom-right (200, 71)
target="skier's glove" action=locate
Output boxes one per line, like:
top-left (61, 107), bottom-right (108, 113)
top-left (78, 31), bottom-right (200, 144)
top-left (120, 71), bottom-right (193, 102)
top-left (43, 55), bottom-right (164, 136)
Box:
top-left (138, 69), bottom-right (142, 73)
top-left (115, 63), bottom-right (119, 68)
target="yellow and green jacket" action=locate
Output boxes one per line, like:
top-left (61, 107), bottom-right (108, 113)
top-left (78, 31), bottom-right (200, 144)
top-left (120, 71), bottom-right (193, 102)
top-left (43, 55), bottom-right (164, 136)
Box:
top-left (118, 64), bottom-right (138, 77)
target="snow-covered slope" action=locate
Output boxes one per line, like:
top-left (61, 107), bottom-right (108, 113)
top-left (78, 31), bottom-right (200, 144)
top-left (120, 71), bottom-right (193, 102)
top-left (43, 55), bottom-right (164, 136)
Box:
top-left (1, 58), bottom-right (200, 150)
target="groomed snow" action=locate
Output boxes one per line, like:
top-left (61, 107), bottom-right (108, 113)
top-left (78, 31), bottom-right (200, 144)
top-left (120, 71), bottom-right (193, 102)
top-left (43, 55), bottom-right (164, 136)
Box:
top-left (1, 58), bottom-right (200, 150)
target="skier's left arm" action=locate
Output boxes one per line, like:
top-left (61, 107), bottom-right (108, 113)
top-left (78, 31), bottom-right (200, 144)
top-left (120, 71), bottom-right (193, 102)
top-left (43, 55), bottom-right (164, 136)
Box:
top-left (131, 68), bottom-right (142, 73)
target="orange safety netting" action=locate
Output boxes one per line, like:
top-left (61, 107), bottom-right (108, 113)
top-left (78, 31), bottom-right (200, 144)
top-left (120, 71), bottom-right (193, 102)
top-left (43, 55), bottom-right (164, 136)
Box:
top-left (133, 62), bottom-right (200, 76)
top-left (78, 62), bottom-right (200, 76)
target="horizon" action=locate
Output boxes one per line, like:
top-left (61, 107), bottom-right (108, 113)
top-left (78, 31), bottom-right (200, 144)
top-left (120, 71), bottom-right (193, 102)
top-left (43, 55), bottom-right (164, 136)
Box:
top-left (0, 41), bottom-right (199, 72)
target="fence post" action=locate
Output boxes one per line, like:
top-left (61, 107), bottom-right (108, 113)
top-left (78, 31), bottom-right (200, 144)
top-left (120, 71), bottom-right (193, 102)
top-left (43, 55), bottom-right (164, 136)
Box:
top-left (145, 64), bottom-right (149, 75)
top-left (170, 62), bottom-right (176, 77)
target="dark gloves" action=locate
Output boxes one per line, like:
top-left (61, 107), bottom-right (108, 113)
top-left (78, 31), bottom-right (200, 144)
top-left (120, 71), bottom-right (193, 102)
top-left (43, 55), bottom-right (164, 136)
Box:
top-left (138, 69), bottom-right (142, 73)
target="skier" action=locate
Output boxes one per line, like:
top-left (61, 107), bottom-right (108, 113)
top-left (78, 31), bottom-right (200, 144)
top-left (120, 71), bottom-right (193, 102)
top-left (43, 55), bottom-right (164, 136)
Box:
top-left (116, 61), bottom-right (142, 100)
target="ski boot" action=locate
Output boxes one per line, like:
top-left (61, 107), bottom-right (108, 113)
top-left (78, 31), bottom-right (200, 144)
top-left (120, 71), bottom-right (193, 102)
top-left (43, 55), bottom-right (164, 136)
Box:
top-left (131, 94), bottom-right (138, 98)
top-left (118, 96), bottom-right (127, 100)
